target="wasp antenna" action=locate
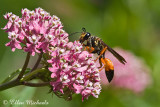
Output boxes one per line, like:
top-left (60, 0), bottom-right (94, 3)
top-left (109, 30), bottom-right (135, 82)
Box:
top-left (82, 27), bottom-right (86, 32)
top-left (69, 32), bottom-right (81, 36)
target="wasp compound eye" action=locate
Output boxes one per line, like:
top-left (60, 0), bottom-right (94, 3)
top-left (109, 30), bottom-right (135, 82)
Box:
top-left (86, 33), bottom-right (91, 37)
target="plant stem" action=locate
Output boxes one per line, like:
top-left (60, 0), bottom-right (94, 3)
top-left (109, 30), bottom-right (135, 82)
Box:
top-left (0, 79), bottom-right (22, 91)
top-left (0, 53), bottom-right (50, 91)
top-left (23, 82), bottom-right (50, 87)
top-left (30, 52), bottom-right (43, 72)
top-left (0, 78), bottom-right (49, 91)
top-left (17, 52), bottom-right (30, 80)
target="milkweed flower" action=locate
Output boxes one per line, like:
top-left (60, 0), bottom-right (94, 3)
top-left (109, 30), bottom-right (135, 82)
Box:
top-left (48, 41), bottom-right (101, 101)
top-left (99, 47), bottom-right (151, 93)
top-left (2, 8), bottom-right (101, 101)
top-left (3, 7), bottom-right (66, 56)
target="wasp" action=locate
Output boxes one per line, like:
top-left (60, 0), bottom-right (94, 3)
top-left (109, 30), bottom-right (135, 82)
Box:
top-left (77, 28), bottom-right (127, 82)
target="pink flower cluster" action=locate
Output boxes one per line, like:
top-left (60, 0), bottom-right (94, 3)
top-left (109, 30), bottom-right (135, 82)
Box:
top-left (3, 8), bottom-right (68, 56)
top-left (48, 41), bottom-right (101, 101)
top-left (99, 47), bottom-right (151, 93)
top-left (3, 8), bottom-right (101, 101)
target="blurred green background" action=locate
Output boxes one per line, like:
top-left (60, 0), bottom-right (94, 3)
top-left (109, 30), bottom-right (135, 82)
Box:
top-left (0, 0), bottom-right (160, 107)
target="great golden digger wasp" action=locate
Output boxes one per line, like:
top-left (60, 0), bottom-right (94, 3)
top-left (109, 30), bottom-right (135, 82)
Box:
top-left (71, 28), bottom-right (127, 83)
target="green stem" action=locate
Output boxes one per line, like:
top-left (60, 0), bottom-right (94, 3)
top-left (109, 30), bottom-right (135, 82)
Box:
top-left (23, 81), bottom-right (50, 87)
top-left (17, 52), bottom-right (30, 80)
top-left (30, 52), bottom-right (43, 72)
top-left (0, 79), bottom-right (22, 91)
top-left (0, 79), bottom-right (50, 91)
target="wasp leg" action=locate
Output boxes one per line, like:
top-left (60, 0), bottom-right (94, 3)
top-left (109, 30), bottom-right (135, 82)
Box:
top-left (99, 58), bottom-right (114, 83)
top-left (83, 44), bottom-right (87, 51)
top-left (85, 46), bottom-right (95, 53)
top-left (94, 47), bottom-right (107, 62)
top-left (99, 58), bottom-right (106, 71)
top-left (82, 44), bottom-right (86, 46)
top-left (98, 57), bottom-right (103, 68)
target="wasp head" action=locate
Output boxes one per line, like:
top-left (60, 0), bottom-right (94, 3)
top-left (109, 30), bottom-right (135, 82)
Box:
top-left (79, 28), bottom-right (91, 43)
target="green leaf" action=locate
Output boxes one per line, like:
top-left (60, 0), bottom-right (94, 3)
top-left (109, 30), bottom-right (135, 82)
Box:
top-left (1, 69), bottom-right (21, 84)
top-left (20, 68), bottom-right (48, 82)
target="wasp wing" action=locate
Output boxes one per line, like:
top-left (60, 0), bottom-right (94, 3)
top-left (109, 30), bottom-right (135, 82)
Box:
top-left (101, 41), bottom-right (127, 64)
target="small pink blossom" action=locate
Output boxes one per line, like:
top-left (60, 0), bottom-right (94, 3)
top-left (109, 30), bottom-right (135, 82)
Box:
top-left (99, 47), bottom-right (152, 93)
top-left (24, 43), bottom-right (40, 56)
top-left (5, 40), bottom-right (22, 52)
top-left (73, 83), bottom-right (84, 94)
top-left (4, 12), bottom-right (12, 19)
top-left (5, 32), bottom-right (22, 51)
